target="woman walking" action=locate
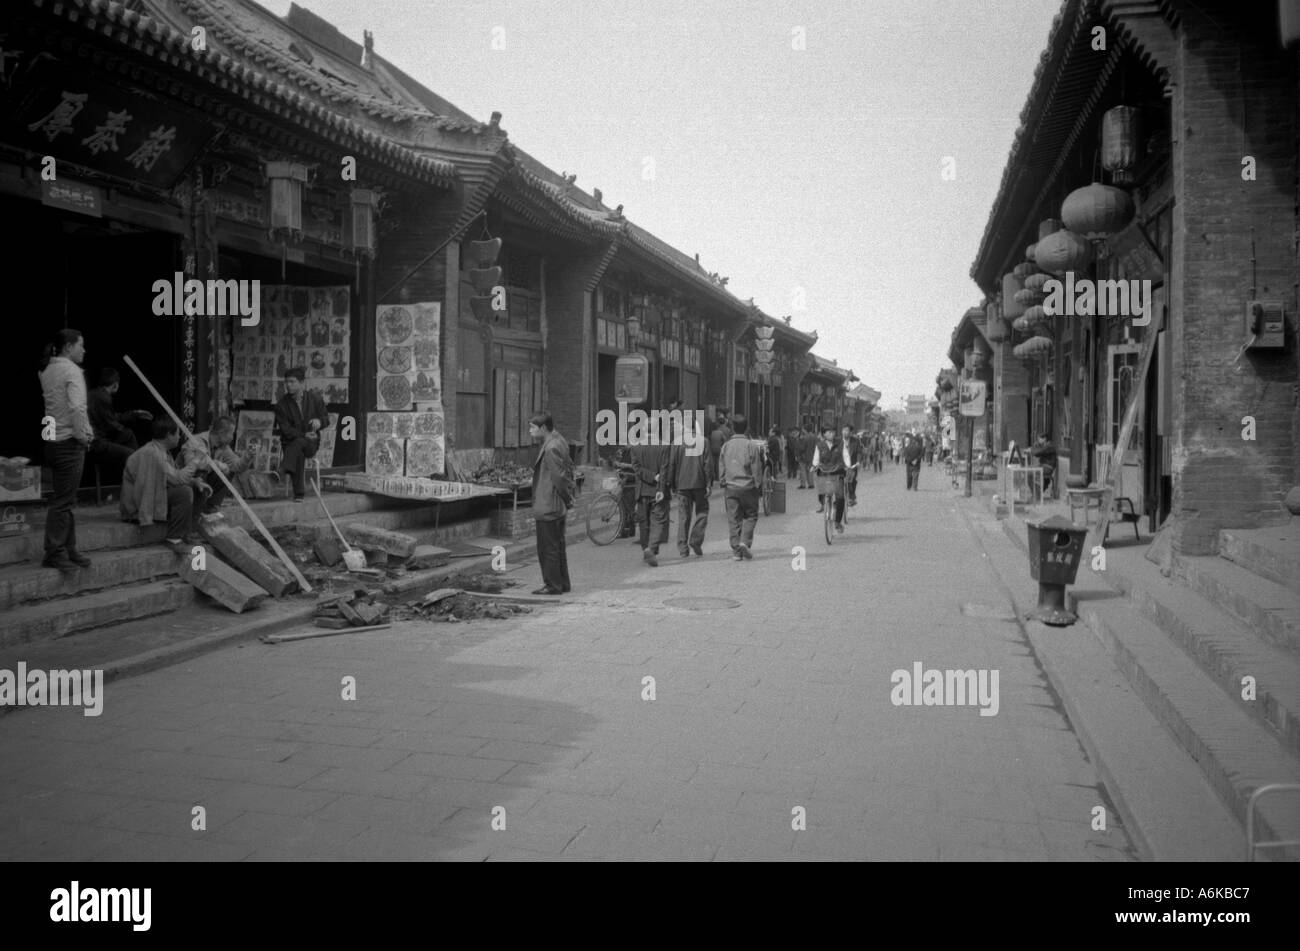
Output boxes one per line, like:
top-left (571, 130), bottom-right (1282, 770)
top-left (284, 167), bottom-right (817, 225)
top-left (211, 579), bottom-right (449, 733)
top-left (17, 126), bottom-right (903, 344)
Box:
top-left (39, 329), bottom-right (94, 572)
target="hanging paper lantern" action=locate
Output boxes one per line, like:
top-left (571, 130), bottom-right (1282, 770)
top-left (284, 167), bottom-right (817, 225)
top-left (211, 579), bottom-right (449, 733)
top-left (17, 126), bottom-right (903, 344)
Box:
top-left (1101, 106), bottom-right (1142, 185)
top-left (1013, 261), bottom-right (1038, 280)
top-left (1024, 272), bottom-right (1050, 292)
top-left (1002, 272), bottom-right (1025, 319)
top-left (1012, 314), bottom-right (1035, 333)
top-left (1038, 218), bottom-right (1062, 240)
top-left (1014, 288), bottom-right (1043, 307)
top-left (1013, 336), bottom-right (1053, 359)
top-left (1026, 243), bottom-right (1038, 262)
top-left (985, 300), bottom-right (1008, 342)
top-left (1023, 304), bottom-right (1048, 326)
top-left (1061, 182), bottom-right (1134, 240)
top-left (1034, 228), bottom-right (1093, 274)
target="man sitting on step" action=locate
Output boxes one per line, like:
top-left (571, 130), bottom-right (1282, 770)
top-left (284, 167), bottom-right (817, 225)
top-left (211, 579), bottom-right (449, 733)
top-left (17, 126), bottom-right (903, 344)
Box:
top-left (183, 416), bottom-right (252, 514)
top-left (121, 417), bottom-right (211, 551)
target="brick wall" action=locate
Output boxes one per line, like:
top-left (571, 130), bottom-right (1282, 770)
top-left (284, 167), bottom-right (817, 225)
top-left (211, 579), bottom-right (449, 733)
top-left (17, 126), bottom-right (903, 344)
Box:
top-left (1164, 2), bottom-right (1300, 554)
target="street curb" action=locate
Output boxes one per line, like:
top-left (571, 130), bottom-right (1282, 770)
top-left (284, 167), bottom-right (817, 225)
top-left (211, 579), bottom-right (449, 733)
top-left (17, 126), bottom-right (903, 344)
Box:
top-left (0, 522), bottom-right (590, 707)
top-left (951, 499), bottom-right (1155, 862)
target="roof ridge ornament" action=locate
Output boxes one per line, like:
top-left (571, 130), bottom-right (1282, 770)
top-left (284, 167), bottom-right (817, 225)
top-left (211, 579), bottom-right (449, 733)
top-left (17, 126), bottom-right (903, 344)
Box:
top-left (361, 29), bottom-right (374, 70)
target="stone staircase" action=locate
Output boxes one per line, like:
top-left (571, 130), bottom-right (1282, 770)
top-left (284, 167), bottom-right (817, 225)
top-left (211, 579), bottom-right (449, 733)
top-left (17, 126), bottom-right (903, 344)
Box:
top-left (997, 498), bottom-right (1300, 860)
top-left (0, 488), bottom-right (498, 652)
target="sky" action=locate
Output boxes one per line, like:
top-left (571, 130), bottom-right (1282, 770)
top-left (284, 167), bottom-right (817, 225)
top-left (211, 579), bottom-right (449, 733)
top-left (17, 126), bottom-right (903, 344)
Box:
top-left (260, 0), bottom-right (1063, 409)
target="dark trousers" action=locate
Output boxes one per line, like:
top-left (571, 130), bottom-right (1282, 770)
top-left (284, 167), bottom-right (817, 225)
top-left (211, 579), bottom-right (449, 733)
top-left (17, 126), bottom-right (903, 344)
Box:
top-left (201, 470), bottom-right (231, 512)
top-left (785, 451), bottom-right (798, 480)
top-left (279, 435), bottom-right (318, 497)
top-left (637, 495), bottom-right (670, 553)
top-left (675, 488), bottom-right (708, 554)
top-left (44, 439), bottom-right (85, 557)
top-left (797, 462), bottom-right (812, 488)
top-left (535, 516), bottom-right (570, 592)
top-left (873, 454), bottom-right (883, 473)
top-left (845, 466), bottom-right (858, 503)
top-left (724, 487), bottom-right (759, 551)
top-left (87, 436), bottom-right (135, 483)
top-left (166, 484), bottom-right (201, 539)
top-left (906, 461), bottom-right (921, 490)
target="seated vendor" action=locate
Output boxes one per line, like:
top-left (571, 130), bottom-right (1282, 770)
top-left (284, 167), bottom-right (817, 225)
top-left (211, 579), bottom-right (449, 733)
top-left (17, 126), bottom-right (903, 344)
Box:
top-left (87, 367), bottom-right (152, 476)
top-left (1029, 433), bottom-right (1058, 491)
top-left (121, 417), bottom-right (210, 550)
top-left (183, 416), bottom-right (251, 513)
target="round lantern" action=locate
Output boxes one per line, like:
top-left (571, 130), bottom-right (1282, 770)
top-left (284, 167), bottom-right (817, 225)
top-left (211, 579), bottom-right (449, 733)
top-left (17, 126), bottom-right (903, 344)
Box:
top-left (1015, 288), bottom-right (1043, 307)
top-left (1002, 272), bottom-right (1025, 319)
top-left (1012, 314), bottom-right (1035, 333)
top-left (1101, 106), bottom-right (1141, 185)
top-left (1034, 228), bottom-right (1093, 274)
top-left (1061, 182), bottom-right (1134, 240)
top-left (1038, 218), bottom-right (1062, 240)
top-left (1026, 243), bottom-right (1038, 262)
top-left (1013, 261), bottom-right (1038, 280)
top-left (1013, 336), bottom-right (1053, 359)
top-left (1023, 304), bottom-right (1048, 325)
top-left (1024, 272), bottom-right (1050, 293)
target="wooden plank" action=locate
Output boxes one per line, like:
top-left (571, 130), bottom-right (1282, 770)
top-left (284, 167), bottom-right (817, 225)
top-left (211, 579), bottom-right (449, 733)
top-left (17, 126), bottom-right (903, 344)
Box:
top-left (122, 355), bottom-right (313, 594)
top-left (178, 555), bottom-right (269, 614)
top-left (1089, 329), bottom-right (1159, 553)
top-left (262, 622), bottom-right (392, 644)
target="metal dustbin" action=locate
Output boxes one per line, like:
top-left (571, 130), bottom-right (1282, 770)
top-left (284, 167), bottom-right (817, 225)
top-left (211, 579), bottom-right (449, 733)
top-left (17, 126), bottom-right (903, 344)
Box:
top-left (1025, 514), bottom-right (1087, 625)
top-left (770, 479), bottom-right (786, 514)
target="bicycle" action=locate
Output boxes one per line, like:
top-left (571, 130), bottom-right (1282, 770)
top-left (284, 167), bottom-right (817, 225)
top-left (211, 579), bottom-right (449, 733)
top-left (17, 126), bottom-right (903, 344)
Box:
top-left (761, 468), bottom-right (774, 516)
top-left (586, 462), bottom-right (638, 546)
top-left (813, 468), bottom-right (844, 545)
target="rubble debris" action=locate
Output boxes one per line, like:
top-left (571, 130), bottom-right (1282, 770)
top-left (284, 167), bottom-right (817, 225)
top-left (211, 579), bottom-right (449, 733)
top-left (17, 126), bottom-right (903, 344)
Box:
top-left (342, 524), bottom-right (417, 559)
top-left (392, 592), bottom-right (534, 623)
top-left (410, 544), bottom-right (451, 569)
top-left (313, 535), bottom-right (344, 568)
top-left (314, 588), bottom-right (391, 629)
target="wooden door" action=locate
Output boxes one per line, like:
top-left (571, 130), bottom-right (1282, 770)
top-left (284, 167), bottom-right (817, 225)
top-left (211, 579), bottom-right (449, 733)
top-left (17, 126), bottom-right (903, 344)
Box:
top-left (1107, 343), bottom-right (1144, 513)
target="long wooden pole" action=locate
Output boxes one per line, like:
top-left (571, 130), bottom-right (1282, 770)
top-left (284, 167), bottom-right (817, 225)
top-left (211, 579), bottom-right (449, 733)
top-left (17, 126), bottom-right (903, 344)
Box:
top-left (122, 355), bottom-right (312, 594)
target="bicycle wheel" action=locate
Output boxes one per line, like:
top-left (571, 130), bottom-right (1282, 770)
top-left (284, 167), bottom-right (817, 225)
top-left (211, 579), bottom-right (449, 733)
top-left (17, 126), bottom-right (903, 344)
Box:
top-left (762, 475), bottom-right (773, 516)
top-left (824, 498), bottom-right (834, 545)
top-left (586, 493), bottom-right (623, 546)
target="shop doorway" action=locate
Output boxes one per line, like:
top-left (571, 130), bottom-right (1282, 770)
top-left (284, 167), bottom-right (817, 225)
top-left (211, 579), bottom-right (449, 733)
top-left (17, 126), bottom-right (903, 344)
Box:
top-left (1107, 343), bottom-right (1145, 515)
top-left (1, 195), bottom-right (180, 464)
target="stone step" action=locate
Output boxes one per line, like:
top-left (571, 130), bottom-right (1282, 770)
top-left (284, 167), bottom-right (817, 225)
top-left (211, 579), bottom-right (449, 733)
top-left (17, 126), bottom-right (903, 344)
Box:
top-left (1219, 527), bottom-right (1300, 596)
top-left (0, 546), bottom-right (181, 611)
top-left (1077, 595), bottom-right (1300, 860)
top-left (1119, 563), bottom-right (1300, 762)
top-left (1177, 554), bottom-right (1300, 655)
top-left (0, 491), bottom-right (398, 566)
top-left (0, 578), bottom-right (196, 649)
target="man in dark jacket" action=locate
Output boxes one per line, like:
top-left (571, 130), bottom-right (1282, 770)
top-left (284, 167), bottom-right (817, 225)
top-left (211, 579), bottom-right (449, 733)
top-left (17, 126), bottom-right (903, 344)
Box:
top-left (707, 411), bottom-right (732, 487)
top-left (798, 426), bottom-right (816, 489)
top-left (87, 367), bottom-right (152, 480)
top-left (667, 414), bottom-right (713, 558)
top-left (785, 427), bottom-right (801, 480)
top-left (529, 413), bottom-right (573, 595)
top-left (274, 367), bottom-right (330, 502)
top-left (630, 440), bottom-right (673, 567)
top-left (904, 431), bottom-right (925, 490)
top-left (840, 423), bottom-right (861, 506)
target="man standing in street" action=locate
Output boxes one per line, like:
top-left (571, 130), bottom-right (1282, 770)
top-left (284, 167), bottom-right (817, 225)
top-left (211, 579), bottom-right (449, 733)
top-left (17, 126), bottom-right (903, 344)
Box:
top-left (841, 423), bottom-right (862, 507)
top-left (718, 414), bottom-right (764, 561)
top-left (798, 425), bottom-right (816, 489)
top-left (708, 410), bottom-right (732, 487)
top-left (529, 413), bottom-right (573, 595)
top-left (904, 430), bottom-right (924, 490)
top-left (630, 437), bottom-right (672, 567)
top-left (667, 413), bottom-right (712, 558)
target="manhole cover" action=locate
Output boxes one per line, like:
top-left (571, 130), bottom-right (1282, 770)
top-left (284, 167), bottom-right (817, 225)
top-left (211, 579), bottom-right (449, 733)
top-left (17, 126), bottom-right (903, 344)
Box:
top-left (664, 597), bottom-right (741, 612)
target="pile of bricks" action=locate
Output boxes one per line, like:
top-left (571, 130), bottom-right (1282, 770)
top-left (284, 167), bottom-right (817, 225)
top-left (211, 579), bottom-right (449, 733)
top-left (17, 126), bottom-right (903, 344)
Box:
top-left (313, 589), bottom-right (391, 629)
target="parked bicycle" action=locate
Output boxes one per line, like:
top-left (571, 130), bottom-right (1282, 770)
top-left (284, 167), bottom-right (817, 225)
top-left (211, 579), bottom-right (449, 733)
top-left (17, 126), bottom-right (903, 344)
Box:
top-left (586, 461), bottom-right (638, 546)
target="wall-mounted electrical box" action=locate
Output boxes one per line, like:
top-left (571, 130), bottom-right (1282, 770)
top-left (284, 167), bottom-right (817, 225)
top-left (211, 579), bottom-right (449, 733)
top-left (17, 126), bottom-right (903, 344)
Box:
top-left (1245, 301), bottom-right (1286, 349)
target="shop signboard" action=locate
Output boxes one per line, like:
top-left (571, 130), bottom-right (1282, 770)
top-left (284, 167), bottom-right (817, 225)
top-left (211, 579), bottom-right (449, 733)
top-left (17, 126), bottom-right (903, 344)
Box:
top-left (959, 379), bottom-right (986, 417)
top-left (1108, 221), bottom-right (1165, 282)
top-left (40, 178), bottom-right (101, 218)
top-left (614, 353), bottom-right (649, 403)
top-left (4, 59), bottom-right (216, 189)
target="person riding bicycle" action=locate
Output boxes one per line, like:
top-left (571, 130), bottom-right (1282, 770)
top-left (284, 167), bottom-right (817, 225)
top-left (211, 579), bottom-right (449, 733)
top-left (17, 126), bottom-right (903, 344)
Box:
top-left (811, 424), bottom-right (851, 533)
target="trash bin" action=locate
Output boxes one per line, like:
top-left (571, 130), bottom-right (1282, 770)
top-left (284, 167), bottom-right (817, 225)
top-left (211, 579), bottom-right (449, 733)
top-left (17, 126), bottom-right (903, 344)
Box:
top-left (770, 479), bottom-right (786, 514)
top-left (1025, 514), bottom-right (1088, 625)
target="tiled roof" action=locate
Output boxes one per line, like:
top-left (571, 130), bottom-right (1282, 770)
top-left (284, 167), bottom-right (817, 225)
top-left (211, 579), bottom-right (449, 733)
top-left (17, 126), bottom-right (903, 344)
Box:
top-left (39, 0), bottom-right (459, 185)
top-left (969, 0), bottom-right (1108, 288)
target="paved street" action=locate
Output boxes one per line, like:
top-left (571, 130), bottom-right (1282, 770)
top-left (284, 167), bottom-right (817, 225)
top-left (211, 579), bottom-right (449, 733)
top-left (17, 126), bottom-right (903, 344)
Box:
top-left (0, 464), bottom-right (1138, 861)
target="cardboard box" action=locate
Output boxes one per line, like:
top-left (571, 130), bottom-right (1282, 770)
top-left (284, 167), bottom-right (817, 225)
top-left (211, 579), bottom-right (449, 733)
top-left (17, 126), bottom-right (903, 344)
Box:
top-left (0, 466), bottom-right (41, 502)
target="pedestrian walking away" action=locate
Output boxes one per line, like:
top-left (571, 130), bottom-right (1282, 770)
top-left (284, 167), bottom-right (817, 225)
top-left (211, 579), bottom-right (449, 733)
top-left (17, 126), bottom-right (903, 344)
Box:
top-left (667, 414), bottom-right (712, 557)
top-left (798, 425), bottom-right (816, 489)
top-left (529, 413), bottom-right (574, 595)
top-left (812, 424), bottom-right (851, 532)
top-left (630, 437), bottom-right (672, 567)
top-left (38, 328), bottom-right (93, 573)
top-left (904, 430), bottom-right (924, 490)
top-left (717, 413), bottom-right (763, 560)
